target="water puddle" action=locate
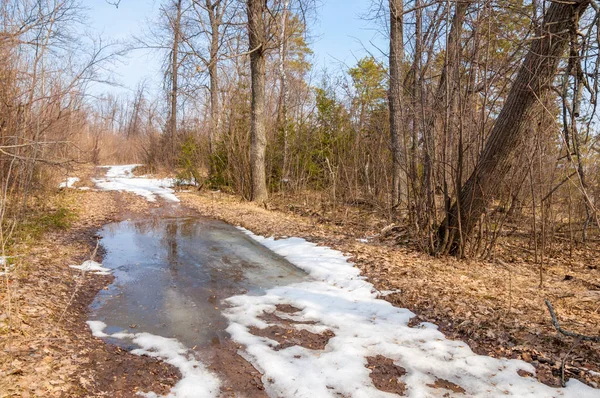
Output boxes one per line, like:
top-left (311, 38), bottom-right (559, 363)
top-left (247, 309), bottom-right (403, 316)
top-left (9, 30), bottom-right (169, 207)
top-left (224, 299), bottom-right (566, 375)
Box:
top-left (89, 217), bottom-right (307, 350)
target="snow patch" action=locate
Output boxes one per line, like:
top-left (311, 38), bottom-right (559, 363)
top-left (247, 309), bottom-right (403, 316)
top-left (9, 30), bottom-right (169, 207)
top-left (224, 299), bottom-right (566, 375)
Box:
top-left (70, 260), bottom-right (111, 275)
top-left (0, 257), bottom-right (12, 276)
top-left (377, 289), bottom-right (402, 297)
top-left (86, 321), bottom-right (221, 397)
top-left (225, 228), bottom-right (599, 398)
top-left (59, 177), bottom-right (80, 188)
top-left (87, 320), bottom-right (109, 337)
top-left (93, 165), bottom-right (179, 202)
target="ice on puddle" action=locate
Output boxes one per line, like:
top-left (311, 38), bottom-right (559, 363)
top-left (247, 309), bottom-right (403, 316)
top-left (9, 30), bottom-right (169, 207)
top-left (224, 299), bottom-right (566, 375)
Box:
top-left (224, 228), bottom-right (598, 398)
top-left (93, 164), bottom-right (180, 202)
top-left (59, 177), bottom-right (80, 188)
top-left (86, 321), bottom-right (221, 398)
top-left (70, 260), bottom-right (111, 275)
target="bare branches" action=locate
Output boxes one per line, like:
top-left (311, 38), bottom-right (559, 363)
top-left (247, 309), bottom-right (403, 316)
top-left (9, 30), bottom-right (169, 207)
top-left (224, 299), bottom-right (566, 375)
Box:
top-left (106, 0), bottom-right (122, 8)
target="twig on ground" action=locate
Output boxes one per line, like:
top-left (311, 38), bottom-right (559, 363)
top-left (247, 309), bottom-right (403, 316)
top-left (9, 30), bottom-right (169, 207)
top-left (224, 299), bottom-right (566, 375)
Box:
top-left (560, 339), bottom-right (581, 387)
top-left (545, 299), bottom-right (600, 342)
top-left (545, 299), bottom-right (600, 386)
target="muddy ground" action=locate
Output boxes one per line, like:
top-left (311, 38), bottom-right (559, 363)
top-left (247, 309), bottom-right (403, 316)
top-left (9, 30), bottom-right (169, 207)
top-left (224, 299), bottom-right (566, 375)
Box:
top-left (1, 169), bottom-right (599, 397)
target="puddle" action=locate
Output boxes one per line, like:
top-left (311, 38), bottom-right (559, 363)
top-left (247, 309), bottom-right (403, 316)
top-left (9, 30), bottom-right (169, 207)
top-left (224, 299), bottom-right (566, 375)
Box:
top-left (89, 217), bottom-right (307, 350)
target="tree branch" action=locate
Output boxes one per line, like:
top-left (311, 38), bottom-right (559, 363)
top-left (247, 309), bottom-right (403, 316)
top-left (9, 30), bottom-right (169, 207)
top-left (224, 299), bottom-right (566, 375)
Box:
top-left (545, 299), bottom-right (600, 342)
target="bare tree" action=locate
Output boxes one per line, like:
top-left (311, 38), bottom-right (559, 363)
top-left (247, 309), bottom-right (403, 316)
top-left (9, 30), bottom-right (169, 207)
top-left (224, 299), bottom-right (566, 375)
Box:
top-left (247, 0), bottom-right (268, 202)
top-left (189, 0), bottom-right (239, 157)
top-left (388, 0), bottom-right (406, 208)
top-left (278, 0), bottom-right (291, 178)
top-left (437, 0), bottom-right (590, 255)
top-left (168, 0), bottom-right (184, 166)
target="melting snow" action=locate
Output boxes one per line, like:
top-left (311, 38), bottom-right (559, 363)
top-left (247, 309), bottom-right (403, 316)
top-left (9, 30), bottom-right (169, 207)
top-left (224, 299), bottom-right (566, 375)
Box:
top-left (378, 289), bottom-right (402, 297)
top-left (0, 256), bottom-right (12, 276)
top-left (69, 260), bottom-right (111, 275)
top-left (224, 228), bottom-right (598, 398)
top-left (87, 321), bottom-right (221, 397)
top-left (93, 165), bottom-right (180, 202)
top-left (59, 177), bottom-right (80, 188)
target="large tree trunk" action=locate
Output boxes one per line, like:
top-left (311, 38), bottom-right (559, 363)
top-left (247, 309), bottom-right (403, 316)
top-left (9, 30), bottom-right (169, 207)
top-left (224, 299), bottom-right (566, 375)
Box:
top-left (169, 0), bottom-right (183, 167)
top-left (389, 0), bottom-right (406, 208)
top-left (248, 0), bottom-right (268, 203)
top-left (207, 0), bottom-right (221, 157)
top-left (278, 0), bottom-right (290, 180)
top-left (437, 0), bottom-right (589, 255)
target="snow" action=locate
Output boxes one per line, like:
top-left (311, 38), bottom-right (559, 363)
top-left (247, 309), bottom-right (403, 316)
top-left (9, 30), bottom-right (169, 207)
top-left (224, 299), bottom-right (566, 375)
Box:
top-left (377, 289), bottom-right (402, 297)
top-left (93, 165), bottom-right (180, 202)
top-left (0, 256), bottom-right (11, 276)
top-left (69, 260), bottom-right (112, 275)
top-left (87, 320), bottom-right (110, 337)
top-left (86, 321), bottom-right (221, 397)
top-left (59, 177), bottom-right (80, 188)
top-left (224, 228), bottom-right (598, 398)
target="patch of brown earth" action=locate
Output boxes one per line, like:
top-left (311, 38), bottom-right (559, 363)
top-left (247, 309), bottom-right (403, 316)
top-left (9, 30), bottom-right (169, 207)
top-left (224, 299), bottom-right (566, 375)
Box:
top-left (275, 304), bottom-right (303, 314)
top-left (252, 308), bottom-right (331, 351)
top-left (206, 339), bottom-right (267, 398)
top-left (517, 369), bottom-right (534, 378)
top-left (427, 377), bottom-right (466, 394)
top-left (366, 355), bottom-right (406, 396)
top-left (249, 325), bottom-right (334, 351)
top-left (258, 310), bottom-right (316, 326)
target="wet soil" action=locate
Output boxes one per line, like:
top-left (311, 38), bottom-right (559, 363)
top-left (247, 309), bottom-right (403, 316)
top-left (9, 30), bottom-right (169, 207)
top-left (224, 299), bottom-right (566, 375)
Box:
top-left (426, 378), bottom-right (466, 395)
top-left (248, 325), bottom-right (334, 351)
top-left (366, 355), bottom-right (407, 396)
top-left (206, 340), bottom-right (268, 398)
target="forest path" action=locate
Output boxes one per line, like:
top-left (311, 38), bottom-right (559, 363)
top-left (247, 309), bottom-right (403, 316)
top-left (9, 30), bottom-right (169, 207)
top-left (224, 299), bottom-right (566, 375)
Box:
top-left (68, 165), bottom-right (599, 397)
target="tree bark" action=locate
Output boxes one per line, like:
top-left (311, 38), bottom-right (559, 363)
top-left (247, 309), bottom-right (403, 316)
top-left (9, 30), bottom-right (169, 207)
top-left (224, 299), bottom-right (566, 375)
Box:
top-left (437, 0), bottom-right (589, 255)
top-left (278, 0), bottom-right (290, 180)
top-left (169, 0), bottom-right (183, 167)
top-left (389, 0), bottom-right (406, 208)
top-left (424, 1), bottom-right (469, 246)
top-left (248, 0), bottom-right (268, 202)
top-left (206, 0), bottom-right (221, 156)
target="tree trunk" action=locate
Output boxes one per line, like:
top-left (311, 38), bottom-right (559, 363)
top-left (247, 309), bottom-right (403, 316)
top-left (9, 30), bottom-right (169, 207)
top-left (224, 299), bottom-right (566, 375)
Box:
top-left (248, 0), bottom-right (268, 203)
top-left (207, 0), bottom-right (221, 157)
top-left (169, 0), bottom-right (183, 167)
top-left (278, 0), bottom-right (290, 180)
top-left (437, 0), bottom-right (589, 255)
top-left (389, 0), bottom-right (406, 208)
top-left (423, 1), bottom-right (469, 249)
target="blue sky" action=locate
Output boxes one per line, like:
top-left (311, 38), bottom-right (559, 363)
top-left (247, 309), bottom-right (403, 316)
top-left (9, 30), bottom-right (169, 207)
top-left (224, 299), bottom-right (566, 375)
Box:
top-left (87, 0), bottom-right (386, 94)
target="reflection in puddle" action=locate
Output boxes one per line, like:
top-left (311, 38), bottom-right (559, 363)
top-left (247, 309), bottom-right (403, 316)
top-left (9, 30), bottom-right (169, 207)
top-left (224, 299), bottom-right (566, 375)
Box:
top-left (89, 217), bottom-right (306, 350)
